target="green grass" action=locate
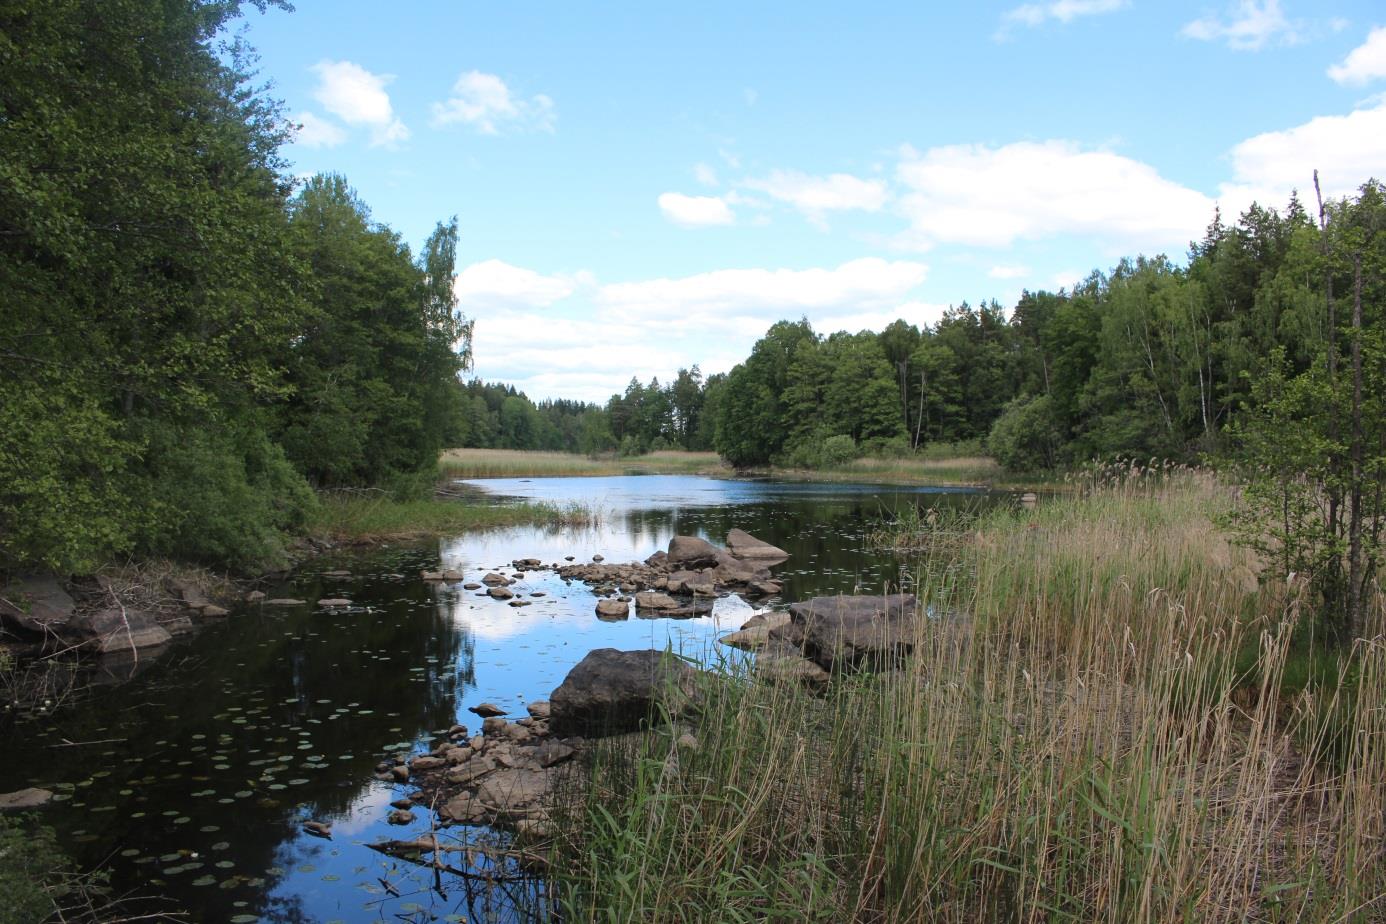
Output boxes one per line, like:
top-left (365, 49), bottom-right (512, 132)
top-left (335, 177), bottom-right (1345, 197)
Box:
top-left (305, 492), bottom-right (596, 541)
top-left (439, 448), bottom-right (726, 479)
top-left (549, 471), bottom-right (1386, 923)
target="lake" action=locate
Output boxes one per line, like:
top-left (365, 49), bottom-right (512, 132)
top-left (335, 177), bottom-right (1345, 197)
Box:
top-left (0, 475), bottom-right (1001, 923)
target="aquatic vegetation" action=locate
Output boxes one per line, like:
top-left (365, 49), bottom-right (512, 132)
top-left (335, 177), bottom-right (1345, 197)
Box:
top-left (551, 472), bottom-right (1386, 922)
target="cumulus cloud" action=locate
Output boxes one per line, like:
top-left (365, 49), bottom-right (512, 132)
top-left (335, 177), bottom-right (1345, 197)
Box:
top-left (694, 162), bottom-right (720, 187)
top-left (311, 60), bottom-right (409, 147)
top-left (431, 71), bottom-right (556, 134)
top-left (892, 140), bottom-right (1214, 253)
top-left (741, 170), bottom-right (889, 228)
top-left (989, 265), bottom-right (1031, 279)
top-left (598, 257), bottom-right (927, 320)
top-left (1218, 99), bottom-right (1386, 213)
top-left (1180, 0), bottom-right (1303, 51)
top-left (454, 260), bottom-right (590, 313)
top-left (997, 0), bottom-right (1127, 37)
top-left (1328, 26), bottom-right (1386, 85)
top-left (292, 111), bottom-right (347, 148)
top-left (658, 192), bottom-right (736, 227)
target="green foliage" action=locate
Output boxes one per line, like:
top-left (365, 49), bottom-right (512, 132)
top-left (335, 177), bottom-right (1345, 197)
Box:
top-left (0, 815), bottom-right (71, 924)
top-left (987, 394), bottom-right (1062, 472)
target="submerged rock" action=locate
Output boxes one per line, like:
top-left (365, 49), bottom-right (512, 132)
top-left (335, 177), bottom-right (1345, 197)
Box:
top-left (0, 788), bottom-right (53, 811)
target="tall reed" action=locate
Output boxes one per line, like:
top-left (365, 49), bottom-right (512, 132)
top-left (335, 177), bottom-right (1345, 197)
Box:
top-left (550, 471), bottom-right (1386, 922)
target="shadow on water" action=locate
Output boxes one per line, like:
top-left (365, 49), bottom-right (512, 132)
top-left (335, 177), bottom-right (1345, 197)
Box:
top-left (0, 475), bottom-right (1005, 923)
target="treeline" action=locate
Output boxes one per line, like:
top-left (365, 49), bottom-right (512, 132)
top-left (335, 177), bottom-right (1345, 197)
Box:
top-left (1, 1), bottom-right (470, 573)
top-left (654, 185), bottom-right (1384, 473)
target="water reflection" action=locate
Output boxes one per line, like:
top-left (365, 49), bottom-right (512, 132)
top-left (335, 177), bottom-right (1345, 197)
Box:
top-left (0, 475), bottom-right (997, 923)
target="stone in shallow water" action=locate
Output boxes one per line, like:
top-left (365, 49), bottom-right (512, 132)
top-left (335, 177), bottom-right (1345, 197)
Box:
top-left (0, 788), bottom-right (53, 811)
top-left (549, 648), bottom-right (702, 737)
top-left (595, 599), bottom-right (629, 620)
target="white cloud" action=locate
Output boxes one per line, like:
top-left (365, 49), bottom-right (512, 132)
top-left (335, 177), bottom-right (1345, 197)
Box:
top-left (989, 265), bottom-right (1031, 279)
top-left (1218, 99), bottom-right (1386, 212)
top-left (997, 0), bottom-right (1127, 36)
top-left (311, 60), bottom-right (410, 147)
top-left (893, 140), bottom-right (1214, 253)
top-left (658, 192), bottom-right (736, 227)
top-left (292, 111), bottom-right (347, 148)
top-left (694, 163), bottom-right (720, 187)
top-left (431, 71), bottom-right (556, 134)
top-left (741, 170), bottom-right (889, 228)
top-left (1328, 26), bottom-right (1386, 85)
top-left (598, 258), bottom-right (927, 320)
top-left (1181, 0), bottom-right (1302, 51)
top-left (744, 87), bottom-right (759, 106)
top-left (454, 260), bottom-right (589, 312)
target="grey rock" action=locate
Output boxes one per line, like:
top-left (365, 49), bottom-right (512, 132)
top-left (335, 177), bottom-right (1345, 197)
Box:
top-left (595, 599), bottom-right (629, 620)
top-left (446, 757), bottom-right (494, 786)
top-left (0, 788), bottom-right (53, 811)
top-left (667, 536), bottom-right (721, 569)
top-left (469, 702), bottom-right (506, 717)
top-left (786, 594), bottom-right (920, 672)
top-left (201, 604), bottom-right (231, 617)
top-left (726, 528), bottom-right (790, 564)
top-left (481, 572), bottom-right (508, 586)
top-left (245, 590), bottom-right (266, 604)
top-left (0, 577), bottom-right (76, 636)
top-left (526, 700), bottom-right (551, 719)
top-left (265, 598), bottom-right (306, 607)
top-left (77, 608), bottom-right (173, 654)
top-left (634, 591), bottom-right (679, 611)
top-left (387, 809), bottom-right (416, 825)
top-left (316, 598), bottom-right (350, 608)
top-left (549, 648), bottom-right (702, 737)
top-left (408, 755), bottom-right (446, 772)
top-left (487, 586), bottom-right (515, 600)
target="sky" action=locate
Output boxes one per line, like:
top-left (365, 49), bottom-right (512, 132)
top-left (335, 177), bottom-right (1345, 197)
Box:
top-left (238, 0), bottom-right (1386, 404)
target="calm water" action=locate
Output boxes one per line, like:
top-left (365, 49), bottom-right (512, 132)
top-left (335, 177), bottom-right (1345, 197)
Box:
top-left (0, 476), bottom-right (1000, 923)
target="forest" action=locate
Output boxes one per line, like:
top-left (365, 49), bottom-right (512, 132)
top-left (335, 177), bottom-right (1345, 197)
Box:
top-left (3, 0), bottom-right (1384, 598)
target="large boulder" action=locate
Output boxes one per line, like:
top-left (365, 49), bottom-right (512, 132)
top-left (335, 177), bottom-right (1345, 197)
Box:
top-left (667, 536), bottom-right (721, 569)
top-left (726, 529), bottom-right (790, 564)
top-left (549, 648), bottom-right (701, 737)
top-left (784, 594), bottom-right (919, 672)
top-left (76, 608), bottom-right (173, 654)
top-left (0, 577), bottom-right (77, 637)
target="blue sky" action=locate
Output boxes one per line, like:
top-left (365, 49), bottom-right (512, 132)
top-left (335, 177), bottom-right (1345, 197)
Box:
top-left (240, 0), bottom-right (1386, 403)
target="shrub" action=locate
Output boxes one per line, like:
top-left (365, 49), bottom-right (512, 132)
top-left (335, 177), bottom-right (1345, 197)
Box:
top-left (986, 394), bottom-right (1061, 472)
top-left (820, 434), bottom-right (858, 467)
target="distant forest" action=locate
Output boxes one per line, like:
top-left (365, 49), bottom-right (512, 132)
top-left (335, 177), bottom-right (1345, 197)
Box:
top-left (460, 183), bottom-right (1386, 474)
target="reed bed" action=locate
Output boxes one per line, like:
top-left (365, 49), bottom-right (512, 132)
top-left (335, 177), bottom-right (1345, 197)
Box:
top-left (550, 470), bottom-right (1386, 923)
top-left (439, 449), bottom-right (726, 479)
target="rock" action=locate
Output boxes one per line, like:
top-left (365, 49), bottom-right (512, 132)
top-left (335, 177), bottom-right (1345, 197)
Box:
top-left (513, 558), bottom-right (542, 569)
top-left (785, 594), bottom-right (920, 672)
top-left (302, 820), bottom-right (332, 839)
top-left (526, 700), bottom-right (551, 720)
top-left (387, 809), bottom-right (416, 825)
top-left (742, 610), bottom-right (791, 631)
top-left (564, 556), bottom-right (575, 562)
top-left (265, 598), bottom-right (306, 606)
top-left (420, 571), bottom-right (444, 581)
top-left (441, 792), bottom-right (484, 823)
top-left (442, 570), bottom-right (465, 582)
top-left (481, 572), bottom-right (508, 586)
top-left (503, 723), bottom-right (531, 742)
top-left (595, 599), bottom-right (629, 620)
top-left (463, 582), bottom-right (481, 590)
top-left (530, 591), bottom-right (546, 598)
top-left (515, 818), bottom-right (553, 839)
top-left (482, 716), bottom-right (508, 736)
top-left (0, 788), bottom-right (53, 811)
top-left (487, 586), bottom-right (515, 600)
top-left (408, 755), bottom-right (446, 772)
top-left (445, 747), bottom-right (471, 765)
top-left (76, 608), bottom-right (173, 654)
top-left (592, 554), bottom-right (604, 562)
top-left (316, 598), bottom-right (351, 608)
top-left (245, 590), bottom-right (266, 604)
top-left (534, 740), bottom-right (575, 767)
top-left (686, 581), bottom-right (717, 597)
top-left (509, 599), bottom-right (531, 608)
top-left (645, 550), bottom-right (669, 569)
top-left (748, 581), bottom-right (783, 597)
top-left (726, 529), bottom-right (790, 564)
top-left (667, 536), bottom-right (721, 569)
top-left (549, 648), bottom-right (702, 737)
top-left (0, 577), bottom-right (76, 637)
top-left (201, 604), bottom-right (230, 617)
top-left (390, 799), bottom-right (413, 810)
top-left (719, 626), bottom-right (773, 651)
top-left (391, 765), bottom-right (410, 782)
top-left (470, 703), bottom-right (506, 717)
top-left (676, 733), bottom-right (699, 752)
top-left (446, 757), bottom-right (494, 786)
top-left (634, 591), bottom-right (679, 611)
top-left (323, 570), bottom-right (352, 578)
top-left (475, 768), bottom-right (552, 819)
top-left (663, 601), bottom-right (715, 619)
top-left (756, 646), bottom-right (832, 688)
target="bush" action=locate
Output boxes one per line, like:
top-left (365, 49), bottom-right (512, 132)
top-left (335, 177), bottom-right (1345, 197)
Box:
top-left (0, 815), bottom-right (67, 924)
top-left (820, 434), bottom-right (858, 467)
top-left (862, 435), bottom-right (912, 459)
top-left (986, 394), bottom-right (1061, 472)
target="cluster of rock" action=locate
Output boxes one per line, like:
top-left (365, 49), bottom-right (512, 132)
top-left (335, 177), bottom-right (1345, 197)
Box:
top-left (558, 531), bottom-right (791, 620)
top-left (0, 575), bottom-right (175, 658)
top-left (386, 648), bottom-right (704, 839)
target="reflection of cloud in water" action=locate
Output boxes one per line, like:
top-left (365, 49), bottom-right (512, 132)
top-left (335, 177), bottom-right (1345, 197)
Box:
top-left (322, 781), bottom-right (403, 838)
